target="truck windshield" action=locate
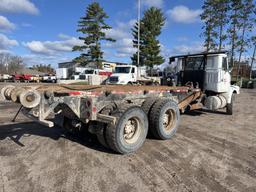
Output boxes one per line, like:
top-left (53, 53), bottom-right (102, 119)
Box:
top-left (84, 70), bottom-right (94, 74)
top-left (115, 67), bottom-right (131, 73)
top-left (184, 57), bottom-right (204, 70)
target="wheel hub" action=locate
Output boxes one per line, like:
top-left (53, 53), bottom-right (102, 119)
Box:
top-left (124, 119), bottom-right (136, 139)
top-left (163, 113), bottom-right (169, 126)
top-left (163, 109), bottom-right (176, 131)
top-left (123, 117), bottom-right (141, 144)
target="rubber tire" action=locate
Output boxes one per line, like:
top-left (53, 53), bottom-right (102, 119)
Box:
top-left (96, 126), bottom-right (109, 148)
top-left (63, 116), bottom-right (81, 135)
top-left (141, 97), bottom-right (157, 115)
top-left (105, 106), bottom-right (148, 154)
top-left (226, 94), bottom-right (234, 115)
top-left (149, 99), bottom-right (180, 140)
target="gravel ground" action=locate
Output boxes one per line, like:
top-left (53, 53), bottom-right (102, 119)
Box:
top-left (0, 84), bottom-right (255, 192)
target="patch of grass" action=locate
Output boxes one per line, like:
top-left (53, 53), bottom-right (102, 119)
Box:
top-left (69, 81), bottom-right (89, 85)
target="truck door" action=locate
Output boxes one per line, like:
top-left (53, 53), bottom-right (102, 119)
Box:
top-left (204, 55), bottom-right (230, 92)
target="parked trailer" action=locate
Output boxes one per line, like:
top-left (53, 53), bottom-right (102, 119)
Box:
top-left (1, 84), bottom-right (203, 154)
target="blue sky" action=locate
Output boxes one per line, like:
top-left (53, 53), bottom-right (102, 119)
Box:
top-left (0, 0), bottom-right (213, 68)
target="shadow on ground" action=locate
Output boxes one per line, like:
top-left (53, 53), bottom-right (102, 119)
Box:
top-left (0, 121), bottom-right (114, 154)
top-left (184, 109), bottom-right (227, 116)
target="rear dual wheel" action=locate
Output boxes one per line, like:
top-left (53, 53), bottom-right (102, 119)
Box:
top-left (142, 99), bottom-right (180, 140)
top-left (103, 106), bottom-right (148, 154)
top-left (149, 99), bottom-right (180, 140)
top-left (226, 94), bottom-right (234, 115)
top-left (64, 100), bottom-right (179, 154)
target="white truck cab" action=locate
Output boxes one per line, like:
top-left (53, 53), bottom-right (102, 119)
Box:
top-left (79, 68), bottom-right (99, 80)
top-left (204, 54), bottom-right (231, 92)
top-left (108, 65), bottom-right (138, 85)
top-left (171, 51), bottom-right (240, 114)
top-left (71, 67), bottom-right (88, 80)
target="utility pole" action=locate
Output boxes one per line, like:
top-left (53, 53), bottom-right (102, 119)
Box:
top-left (137, 0), bottom-right (141, 78)
top-left (137, 0), bottom-right (141, 67)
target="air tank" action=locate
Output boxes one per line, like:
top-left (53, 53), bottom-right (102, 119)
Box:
top-left (205, 95), bottom-right (227, 110)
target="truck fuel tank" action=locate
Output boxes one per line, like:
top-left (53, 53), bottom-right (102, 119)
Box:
top-left (204, 95), bottom-right (227, 110)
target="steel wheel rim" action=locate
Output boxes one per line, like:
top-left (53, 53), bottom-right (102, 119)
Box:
top-left (163, 109), bottom-right (176, 132)
top-left (123, 117), bottom-right (141, 144)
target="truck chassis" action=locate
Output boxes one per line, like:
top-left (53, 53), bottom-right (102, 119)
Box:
top-left (2, 84), bottom-right (203, 154)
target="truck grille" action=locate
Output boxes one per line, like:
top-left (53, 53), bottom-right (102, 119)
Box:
top-left (109, 76), bottom-right (118, 83)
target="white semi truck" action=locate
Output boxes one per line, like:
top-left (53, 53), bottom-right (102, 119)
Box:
top-left (108, 65), bottom-right (158, 85)
top-left (170, 51), bottom-right (240, 115)
top-left (108, 65), bottom-right (138, 85)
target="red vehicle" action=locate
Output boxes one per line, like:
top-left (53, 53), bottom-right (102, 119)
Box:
top-left (99, 71), bottom-right (112, 76)
top-left (12, 74), bottom-right (33, 82)
top-left (79, 69), bottom-right (112, 80)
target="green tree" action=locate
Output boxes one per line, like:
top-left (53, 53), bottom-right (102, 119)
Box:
top-left (73, 2), bottom-right (115, 68)
top-left (228, 0), bottom-right (243, 67)
top-left (200, 0), bottom-right (218, 51)
top-left (236, 0), bottom-right (255, 78)
top-left (215, 0), bottom-right (229, 51)
top-left (131, 7), bottom-right (165, 70)
top-left (201, 0), bottom-right (229, 51)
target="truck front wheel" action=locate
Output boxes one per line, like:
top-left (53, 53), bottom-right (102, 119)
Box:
top-left (226, 94), bottom-right (234, 115)
top-left (149, 99), bottom-right (180, 140)
top-left (106, 106), bottom-right (148, 154)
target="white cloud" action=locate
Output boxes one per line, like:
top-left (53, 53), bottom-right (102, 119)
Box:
top-left (0, 0), bottom-right (39, 15)
top-left (141, 0), bottom-right (163, 8)
top-left (22, 54), bottom-right (71, 67)
top-left (161, 42), bottom-right (203, 60)
top-left (158, 42), bottom-right (204, 69)
top-left (104, 20), bottom-right (137, 58)
top-left (170, 42), bottom-right (203, 55)
top-left (167, 5), bottom-right (202, 24)
top-left (23, 34), bottom-right (83, 55)
top-left (0, 16), bottom-right (15, 32)
top-left (0, 33), bottom-right (18, 51)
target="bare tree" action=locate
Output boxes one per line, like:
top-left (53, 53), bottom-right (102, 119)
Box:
top-left (0, 53), bottom-right (25, 74)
